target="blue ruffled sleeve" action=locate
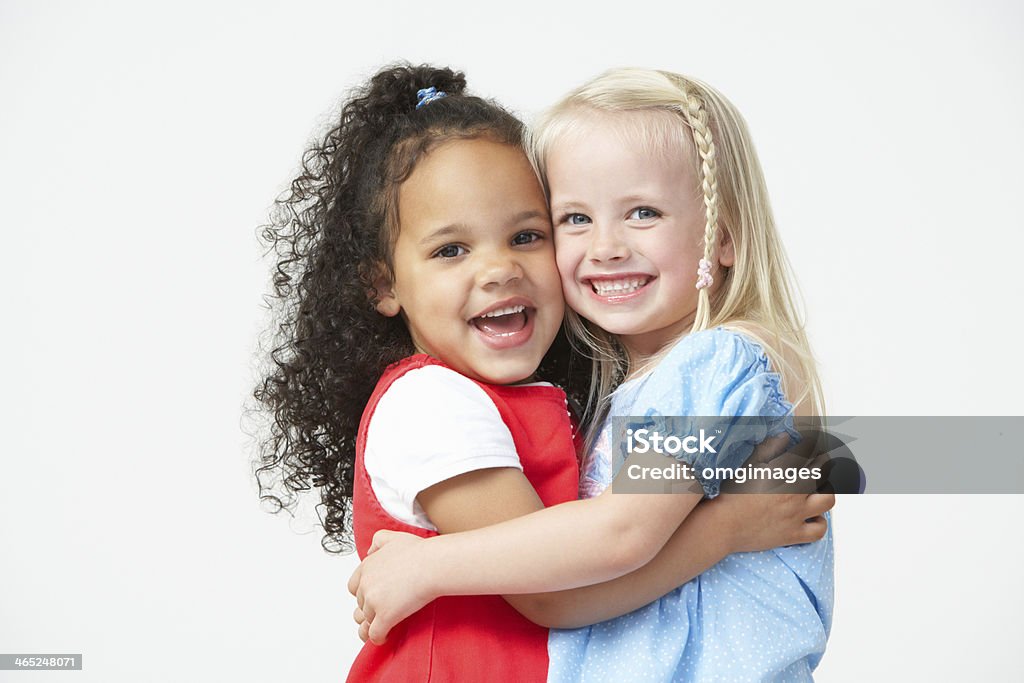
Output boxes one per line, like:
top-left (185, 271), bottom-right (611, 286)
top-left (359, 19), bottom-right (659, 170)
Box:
top-left (631, 328), bottom-right (801, 498)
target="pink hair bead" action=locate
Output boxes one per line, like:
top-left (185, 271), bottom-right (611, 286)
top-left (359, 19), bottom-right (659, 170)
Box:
top-left (696, 258), bottom-right (714, 289)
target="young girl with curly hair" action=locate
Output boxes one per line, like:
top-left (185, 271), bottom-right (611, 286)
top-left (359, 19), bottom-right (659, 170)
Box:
top-left (254, 63), bottom-right (831, 682)
top-left (350, 68), bottom-right (835, 682)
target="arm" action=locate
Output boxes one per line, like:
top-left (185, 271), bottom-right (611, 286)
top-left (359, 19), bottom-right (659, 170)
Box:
top-left (353, 436), bottom-right (833, 641)
top-left (359, 467), bottom-right (703, 601)
top-left (417, 466), bottom-right (715, 626)
top-left (353, 423), bottom-right (803, 628)
top-left (418, 435), bottom-right (831, 629)
top-left (520, 490), bottom-right (831, 628)
top-left (348, 465), bottom-right (699, 643)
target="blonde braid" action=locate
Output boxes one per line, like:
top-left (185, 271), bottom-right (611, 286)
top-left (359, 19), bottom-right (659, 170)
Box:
top-left (678, 88), bottom-right (720, 332)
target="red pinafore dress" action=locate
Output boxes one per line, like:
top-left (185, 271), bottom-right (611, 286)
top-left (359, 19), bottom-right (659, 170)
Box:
top-left (346, 355), bottom-right (580, 682)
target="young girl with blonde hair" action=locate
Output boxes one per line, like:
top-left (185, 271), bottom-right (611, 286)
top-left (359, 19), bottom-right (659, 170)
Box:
top-left (351, 67), bottom-right (834, 682)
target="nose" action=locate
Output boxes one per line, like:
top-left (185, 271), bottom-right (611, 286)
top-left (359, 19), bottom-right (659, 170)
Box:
top-left (587, 222), bottom-right (630, 263)
top-left (476, 250), bottom-right (524, 289)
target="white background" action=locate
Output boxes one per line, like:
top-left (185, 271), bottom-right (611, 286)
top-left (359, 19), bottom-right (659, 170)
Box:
top-left (2, 1), bottom-right (1022, 680)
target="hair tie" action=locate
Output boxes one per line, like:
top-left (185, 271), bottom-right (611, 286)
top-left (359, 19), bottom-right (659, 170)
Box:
top-left (416, 87), bottom-right (447, 109)
top-left (695, 258), bottom-right (714, 289)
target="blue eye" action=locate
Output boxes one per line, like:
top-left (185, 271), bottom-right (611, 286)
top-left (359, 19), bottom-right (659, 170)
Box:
top-left (433, 244), bottom-right (466, 259)
top-left (629, 207), bottom-right (660, 220)
top-left (512, 231), bottom-right (542, 246)
top-left (563, 213), bottom-right (591, 226)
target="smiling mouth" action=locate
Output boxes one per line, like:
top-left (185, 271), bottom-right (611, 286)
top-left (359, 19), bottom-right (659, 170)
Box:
top-left (588, 277), bottom-right (652, 296)
top-left (470, 305), bottom-right (530, 336)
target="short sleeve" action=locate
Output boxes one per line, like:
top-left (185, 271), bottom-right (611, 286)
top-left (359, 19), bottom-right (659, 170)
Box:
top-left (633, 328), bottom-right (801, 498)
top-left (364, 365), bottom-right (523, 530)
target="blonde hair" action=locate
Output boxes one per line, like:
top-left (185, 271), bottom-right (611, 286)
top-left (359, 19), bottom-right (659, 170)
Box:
top-left (527, 68), bottom-right (825, 435)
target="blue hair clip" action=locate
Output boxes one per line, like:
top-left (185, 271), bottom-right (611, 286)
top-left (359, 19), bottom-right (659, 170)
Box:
top-left (416, 87), bottom-right (447, 109)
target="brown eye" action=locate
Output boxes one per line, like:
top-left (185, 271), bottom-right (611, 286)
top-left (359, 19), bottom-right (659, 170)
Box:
top-left (512, 231), bottom-right (542, 246)
top-left (433, 244), bottom-right (466, 259)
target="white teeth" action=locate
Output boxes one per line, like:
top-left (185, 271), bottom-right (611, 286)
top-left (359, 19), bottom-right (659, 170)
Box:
top-left (591, 278), bottom-right (649, 295)
top-left (480, 305), bottom-right (526, 318)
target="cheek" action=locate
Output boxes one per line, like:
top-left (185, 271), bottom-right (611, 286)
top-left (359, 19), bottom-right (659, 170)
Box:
top-left (555, 260), bottom-right (586, 309)
top-left (530, 256), bottom-right (565, 301)
top-left (643, 230), bottom-right (691, 279)
top-left (554, 236), bottom-right (580, 282)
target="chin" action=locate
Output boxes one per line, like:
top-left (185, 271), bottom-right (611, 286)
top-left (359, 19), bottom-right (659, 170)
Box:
top-left (576, 315), bottom-right (637, 337)
top-left (472, 356), bottom-right (540, 386)
top-left (479, 368), bottom-right (535, 386)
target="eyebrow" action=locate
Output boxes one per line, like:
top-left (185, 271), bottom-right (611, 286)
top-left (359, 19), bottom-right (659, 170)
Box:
top-left (617, 194), bottom-right (657, 204)
top-left (551, 194), bottom-right (659, 213)
top-left (510, 209), bottom-right (549, 224)
top-left (419, 224), bottom-right (467, 246)
top-left (549, 202), bottom-right (588, 214)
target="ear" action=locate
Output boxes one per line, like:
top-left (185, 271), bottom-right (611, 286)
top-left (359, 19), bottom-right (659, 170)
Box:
top-left (369, 264), bottom-right (401, 317)
top-left (716, 227), bottom-right (735, 269)
top-left (375, 287), bottom-right (401, 317)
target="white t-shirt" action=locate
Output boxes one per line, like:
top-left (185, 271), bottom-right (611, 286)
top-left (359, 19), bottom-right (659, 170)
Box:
top-left (363, 365), bottom-right (525, 530)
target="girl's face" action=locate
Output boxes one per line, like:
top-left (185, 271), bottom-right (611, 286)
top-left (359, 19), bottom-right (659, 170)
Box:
top-left (547, 115), bottom-right (730, 362)
top-left (377, 138), bottom-right (564, 385)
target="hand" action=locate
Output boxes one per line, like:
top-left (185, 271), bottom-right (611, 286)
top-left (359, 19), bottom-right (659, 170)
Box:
top-left (706, 487), bottom-right (834, 553)
top-left (711, 430), bottom-right (836, 552)
top-left (347, 529), bottom-right (436, 645)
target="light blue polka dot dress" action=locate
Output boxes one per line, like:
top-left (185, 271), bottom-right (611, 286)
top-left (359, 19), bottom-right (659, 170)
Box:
top-left (548, 328), bottom-right (834, 683)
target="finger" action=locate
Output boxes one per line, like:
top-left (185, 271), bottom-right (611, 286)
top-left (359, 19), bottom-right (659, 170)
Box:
top-left (353, 607), bottom-right (365, 625)
top-left (800, 516), bottom-right (828, 544)
top-left (358, 620), bottom-right (370, 643)
top-left (808, 450), bottom-right (832, 470)
top-left (766, 432), bottom-right (792, 451)
top-left (368, 615), bottom-right (391, 646)
top-left (804, 492), bottom-right (836, 518)
top-left (369, 530), bottom-right (394, 555)
top-left (747, 433), bottom-right (792, 465)
top-left (347, 563), bottom-right (362, 597)
top-left (760, 454), bottom-right (820, 493)
top-left (765, 452), bottom-right (803, 469)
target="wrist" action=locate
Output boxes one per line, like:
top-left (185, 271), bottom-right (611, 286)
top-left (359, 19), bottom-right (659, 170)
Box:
top-left (419, 536), bottom-right (450, 600)
top-left (706, 495), bottom-right (746, 555)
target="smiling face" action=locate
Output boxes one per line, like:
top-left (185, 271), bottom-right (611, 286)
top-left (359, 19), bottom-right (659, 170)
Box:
top-left (547, 112), bottom-right (731, 363)
top-left (376, 137), bottom-right (564, 385)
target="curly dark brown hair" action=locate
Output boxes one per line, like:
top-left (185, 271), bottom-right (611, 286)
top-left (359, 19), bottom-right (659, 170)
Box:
top-left (252, 63), bottom-right (589, 553)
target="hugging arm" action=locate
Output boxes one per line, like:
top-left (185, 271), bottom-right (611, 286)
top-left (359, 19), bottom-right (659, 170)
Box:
top-left (352, 433), bottom-right (832, 641)
top-left (351, 467), bottom-right (705, 640)
top-left (419, 466), bottom-right (715, 627)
